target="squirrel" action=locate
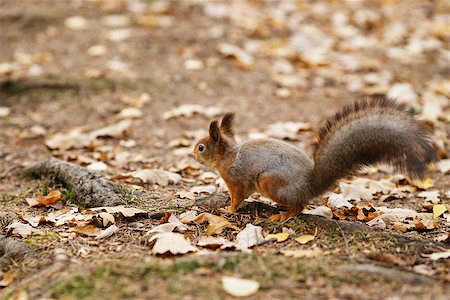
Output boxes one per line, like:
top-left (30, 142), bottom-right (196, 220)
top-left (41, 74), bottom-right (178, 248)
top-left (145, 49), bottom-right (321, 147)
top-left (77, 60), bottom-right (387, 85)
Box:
top-left (192, 97), bottom-right (436, 222)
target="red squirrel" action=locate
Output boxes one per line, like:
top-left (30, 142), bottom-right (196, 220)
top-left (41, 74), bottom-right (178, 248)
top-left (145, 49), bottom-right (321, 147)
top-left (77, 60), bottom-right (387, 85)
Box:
top-left (192, 98), bottom-right (436, 221)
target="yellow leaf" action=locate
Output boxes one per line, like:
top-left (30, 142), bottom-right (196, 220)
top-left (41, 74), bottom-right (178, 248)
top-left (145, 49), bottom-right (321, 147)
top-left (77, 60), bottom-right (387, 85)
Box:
top-left (265, 232), bottom-right (289, 242)
top-left (295, 234), bottom-right (315, 244)
top-left (412, 178), bottom-right (434, 190)
top-left (194, 213), bottom-right (238, 235)
top-left (433, 204), bottom-right (447, 219)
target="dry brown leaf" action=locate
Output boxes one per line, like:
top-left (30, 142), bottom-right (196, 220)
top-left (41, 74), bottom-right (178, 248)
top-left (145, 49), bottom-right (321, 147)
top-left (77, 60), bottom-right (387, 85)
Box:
top-left (190, 185), bottom-right (217, 195)
top-left (19, 214), bottom-right (46, 227)
top-left (0, 273), bottom-right (14, 288)
top-left (303, 206), bottom-right (333, 219)
top-left (356, 203), bottom-right (383, 221)
top-left (265, 122), bottom-right (312, 140)
top-left (176, 191), bottom-right (196, 200)
top-left (150, 232), bottom-right (198, 255)
top-left (197, 236), bottom-right (234, 249)
top-left (413, 214), bottom-right (437, 230)
top-left (70, 225), bottom-right (102, 237)
top-left (194, 213), bottom-right (238, 235)
top-left (235, 224), bottom-right (265, 252)
top-left (179, 210), bottom-right (198, 224)
top-left (340, 182), bottom-right (374, 201)
top-left (217, 43), bottom-right (254, 68)
top-left (163, 104), bottom-right (223, 120)
top-left (89, 206), bottom-right (147, 218)
top-left (222, 276), bottom-right (260, 297)
top-left (26, 190), bottom-right (62, 207)
top-left (7, 221), bottom-right (43, 237)
top-left (412, 178), bottom-right (434, 190)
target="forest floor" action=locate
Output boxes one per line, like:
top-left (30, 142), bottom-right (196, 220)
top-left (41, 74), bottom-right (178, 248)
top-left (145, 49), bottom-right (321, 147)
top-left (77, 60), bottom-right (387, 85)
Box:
top-left (0, 1), bottom-right (449, 299)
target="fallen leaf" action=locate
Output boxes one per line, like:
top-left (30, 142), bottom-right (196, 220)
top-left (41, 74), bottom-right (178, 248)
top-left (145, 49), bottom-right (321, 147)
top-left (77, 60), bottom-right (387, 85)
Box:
top-left (117, 107), bottom-right (143, 119)
top-left (387, 83), bottom-right (418, 104)
top-left (265, 232), bottom-right (289, 242)
top-left (95, 225), bottom-right (119, 240)
top-left (413, 264), bottom-right (436, 276)
top-left (176, 191), bottom-right (196, 200)
top-left (184, 59), bottom-right (204, 70)
top-left (194, 213), bottom-right (238, 235)
top-left (7, 221), bottom-right (43, 237)
top-left (197, 236), bottom-right (234, 249)
top-left (26, 190), bottom-right (62, 207)
top-left (86, 161), bottom-right (108, 171)
top-left (295, 234), bottom-right (315, 244)
top-left (65, 16), bottom-right (89, 31)
top-left (70, 225), bottom-right (102, 237)
top-left (190, 185), bottom-right (217, 195)
top-left (222, 276), bottom-right (259, 297)
top-left (150, 232), bottom-right (198, 255)
top-left (325, 192), bottom-right (353, 209)
top-left (281, 248), bottom-right (324, 258)
top-left (217, 43), bottom-right (254, 68)
top-left (412, 178), bottom-right (434, 190)
top-left (418, 191), bottom-right (440, 203)
top-left (89, 120), bottom-right (132, 139)
top-left (413, 214), bottom-right (437, 231)
top-left (265, 122), bottom-right (312, 140)
top-left (96, 212), bottom-right (115, 227)
top-left (437, 159), bottom-right (450, 174)
top-left (303, 206), bottom-right (333, 219)
top-left (163, 104), bottom-right (223, 120)
top-left (127, 169), bottom-right (181, 186)
top-left (19, 214), bottom-right (46, 227)
top-left (340, 182), bottom-right (374, 201)
top-left (179, 210), bottom-right (198, 224)
top-left (421, 251), bottom-right (450, 261)
top-left (0, 273), bottom-right (14, 287)
top-left (235, 224), bottom-right (265, 252)
top-left (432, 204), bottom-right (447, 219)
top-left (0, 106), bottom-right (11, 117)
top-left (89, 206), bottom-right (147, 218)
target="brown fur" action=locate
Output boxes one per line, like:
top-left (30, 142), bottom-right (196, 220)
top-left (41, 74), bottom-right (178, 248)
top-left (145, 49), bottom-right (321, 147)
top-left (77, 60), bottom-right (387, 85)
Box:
top-left (192, 99), bottom-right (436, 221)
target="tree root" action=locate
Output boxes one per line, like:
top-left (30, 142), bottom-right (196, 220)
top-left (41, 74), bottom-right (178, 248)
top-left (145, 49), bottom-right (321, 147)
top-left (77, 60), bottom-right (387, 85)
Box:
top-left (24, 158), bottom-right (125, 207)
top-left (0, 234), bottom-right (34, 266)
top-left (196, 196), bottom-right (445, 248)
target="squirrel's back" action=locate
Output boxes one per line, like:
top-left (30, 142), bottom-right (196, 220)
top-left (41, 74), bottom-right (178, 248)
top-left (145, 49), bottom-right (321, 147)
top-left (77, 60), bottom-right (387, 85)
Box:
top-left (311, 97), bottom-right (436, 195)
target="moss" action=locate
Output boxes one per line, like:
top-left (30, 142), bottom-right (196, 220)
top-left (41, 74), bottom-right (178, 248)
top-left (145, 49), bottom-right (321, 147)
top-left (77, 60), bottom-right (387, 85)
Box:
top-left (120, 187), bottom-right (142, 204)
top-left (61, 187), bottom-right (77, 204)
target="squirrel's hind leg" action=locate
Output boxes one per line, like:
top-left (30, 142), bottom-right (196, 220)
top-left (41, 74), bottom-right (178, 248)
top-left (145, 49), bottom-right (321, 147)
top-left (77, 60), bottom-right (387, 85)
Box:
top-left (257, 173), bottom-right (299, 222)
top-left (269, 210), bottom-right (298, 222)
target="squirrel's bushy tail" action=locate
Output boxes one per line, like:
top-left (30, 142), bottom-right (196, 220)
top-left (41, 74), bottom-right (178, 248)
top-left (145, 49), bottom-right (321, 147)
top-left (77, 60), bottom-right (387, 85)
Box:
top-left (311, 97), bottom-right (436, 196)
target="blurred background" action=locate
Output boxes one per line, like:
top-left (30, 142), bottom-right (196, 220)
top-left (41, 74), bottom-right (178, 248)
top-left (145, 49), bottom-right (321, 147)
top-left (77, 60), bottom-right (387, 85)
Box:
top-left (0, 0), bottom-right (449, 170)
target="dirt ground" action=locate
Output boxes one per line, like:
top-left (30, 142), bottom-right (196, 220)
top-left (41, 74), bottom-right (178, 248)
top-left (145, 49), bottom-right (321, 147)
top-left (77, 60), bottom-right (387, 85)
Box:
top-left (0, 1), bottom-right (449, 299)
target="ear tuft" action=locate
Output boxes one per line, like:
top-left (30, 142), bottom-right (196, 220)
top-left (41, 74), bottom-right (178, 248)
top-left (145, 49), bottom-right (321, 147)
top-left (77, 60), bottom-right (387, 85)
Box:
top-left (220, 113), bottom-right (235, 137)
top-left (209, 120), bottom-right (220, 142)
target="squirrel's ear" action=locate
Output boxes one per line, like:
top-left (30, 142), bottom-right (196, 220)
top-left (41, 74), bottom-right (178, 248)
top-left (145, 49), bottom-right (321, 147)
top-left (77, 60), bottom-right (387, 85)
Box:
top-left (209, 120), bottom-right (220, 142)
top-left (220, 113), bottom-right (235, 137)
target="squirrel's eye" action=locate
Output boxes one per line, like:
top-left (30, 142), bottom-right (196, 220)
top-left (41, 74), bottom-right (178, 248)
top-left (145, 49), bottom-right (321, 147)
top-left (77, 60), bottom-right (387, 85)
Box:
top-left (198, 144), bottom-right (205, 152)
